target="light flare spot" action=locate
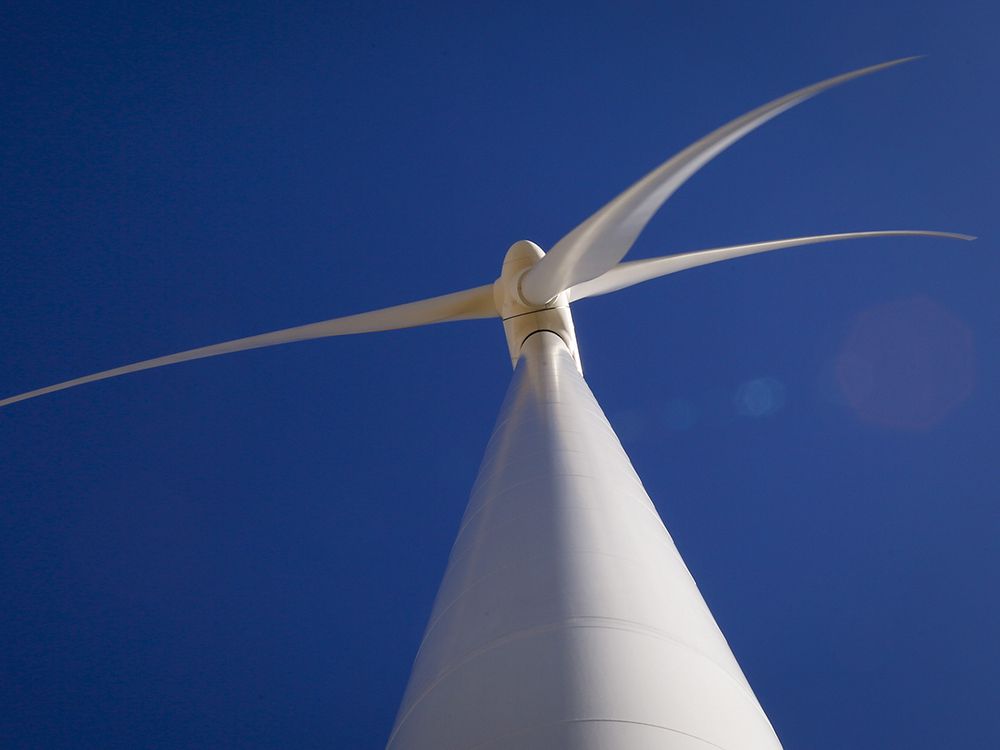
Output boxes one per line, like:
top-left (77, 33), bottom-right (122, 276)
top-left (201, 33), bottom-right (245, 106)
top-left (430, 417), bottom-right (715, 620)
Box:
top-left (835, 295), bottom-right (976, 430)
top-left (734, 377), bottom-right (786, 418)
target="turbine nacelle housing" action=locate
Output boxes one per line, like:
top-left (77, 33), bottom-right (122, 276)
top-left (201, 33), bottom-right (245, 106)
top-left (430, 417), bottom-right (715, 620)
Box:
top-left (494, 240), bottom-right (581, 372)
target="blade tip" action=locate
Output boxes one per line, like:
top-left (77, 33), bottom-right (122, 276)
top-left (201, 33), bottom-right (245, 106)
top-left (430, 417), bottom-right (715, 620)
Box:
top-left (885, 54), bottom-right (925, 66)
top-left (864, 55), bottom-right (925, 75)
top-left (931, 231), bottom-right (977, 241)
top-left (908, 230), bottom-right (976, 242)
top-left (931, 231), bottom-right (977, 242)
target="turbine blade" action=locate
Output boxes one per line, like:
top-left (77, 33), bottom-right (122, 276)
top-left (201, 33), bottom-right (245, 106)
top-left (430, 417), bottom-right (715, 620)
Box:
top-left (568, 231), bottom-right (975, 301)
top-left (1, 284), bottom-right (497, 409)
top-left (520, 57), bottom-right (921, 305)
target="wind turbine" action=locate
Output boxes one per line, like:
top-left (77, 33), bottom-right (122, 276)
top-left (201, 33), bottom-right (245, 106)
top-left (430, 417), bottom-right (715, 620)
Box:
top-left (2, 58), bottom-right (974, 749)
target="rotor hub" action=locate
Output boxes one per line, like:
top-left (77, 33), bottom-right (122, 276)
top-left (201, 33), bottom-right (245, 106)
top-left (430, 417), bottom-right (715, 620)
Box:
top-left (494, 241), bottom-right (581, 372)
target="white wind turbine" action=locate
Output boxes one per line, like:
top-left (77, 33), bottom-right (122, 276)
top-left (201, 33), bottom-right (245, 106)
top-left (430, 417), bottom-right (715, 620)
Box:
top-left (2, 58), bottom-right (974, 749)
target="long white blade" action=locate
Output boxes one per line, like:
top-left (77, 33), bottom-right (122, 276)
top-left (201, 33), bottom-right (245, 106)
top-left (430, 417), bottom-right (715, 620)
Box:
top-left (568, 230), bottom-right (975, 301)
top-left (520, 57), bottom-right (920, 305)
top-left (1, 284), bottom-right (496, 409)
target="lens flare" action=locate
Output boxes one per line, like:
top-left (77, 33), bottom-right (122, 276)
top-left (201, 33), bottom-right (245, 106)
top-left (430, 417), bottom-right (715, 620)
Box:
top-left (836, 296), bottom-right (976, 430)
top-left (734, 377), bottom-right (786, 418)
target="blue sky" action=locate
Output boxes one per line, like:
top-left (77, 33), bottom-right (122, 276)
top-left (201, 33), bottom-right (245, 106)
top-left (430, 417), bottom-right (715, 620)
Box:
top-left (2, 2), bottom-right (998, 748)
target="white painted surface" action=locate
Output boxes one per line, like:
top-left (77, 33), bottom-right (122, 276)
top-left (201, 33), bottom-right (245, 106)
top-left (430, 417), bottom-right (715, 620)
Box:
top-left (568, 230), bottom-right (975, 302)
top-left (495, 240), bottom-right (581, 372)
top-left (0, 284), bottom-right (497, 408)
top-left (518, 57), bottom-right (918, 305)
top-left (387, 332), bottom-right (781, 749)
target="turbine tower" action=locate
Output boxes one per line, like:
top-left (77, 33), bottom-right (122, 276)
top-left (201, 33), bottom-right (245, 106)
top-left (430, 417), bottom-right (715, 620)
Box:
top-left (1, 59), bottom-right (973, 749)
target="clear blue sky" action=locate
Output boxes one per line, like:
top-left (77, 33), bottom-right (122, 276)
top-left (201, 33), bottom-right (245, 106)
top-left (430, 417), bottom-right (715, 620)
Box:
top-left (2, 2), bottom-right (997, 748)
